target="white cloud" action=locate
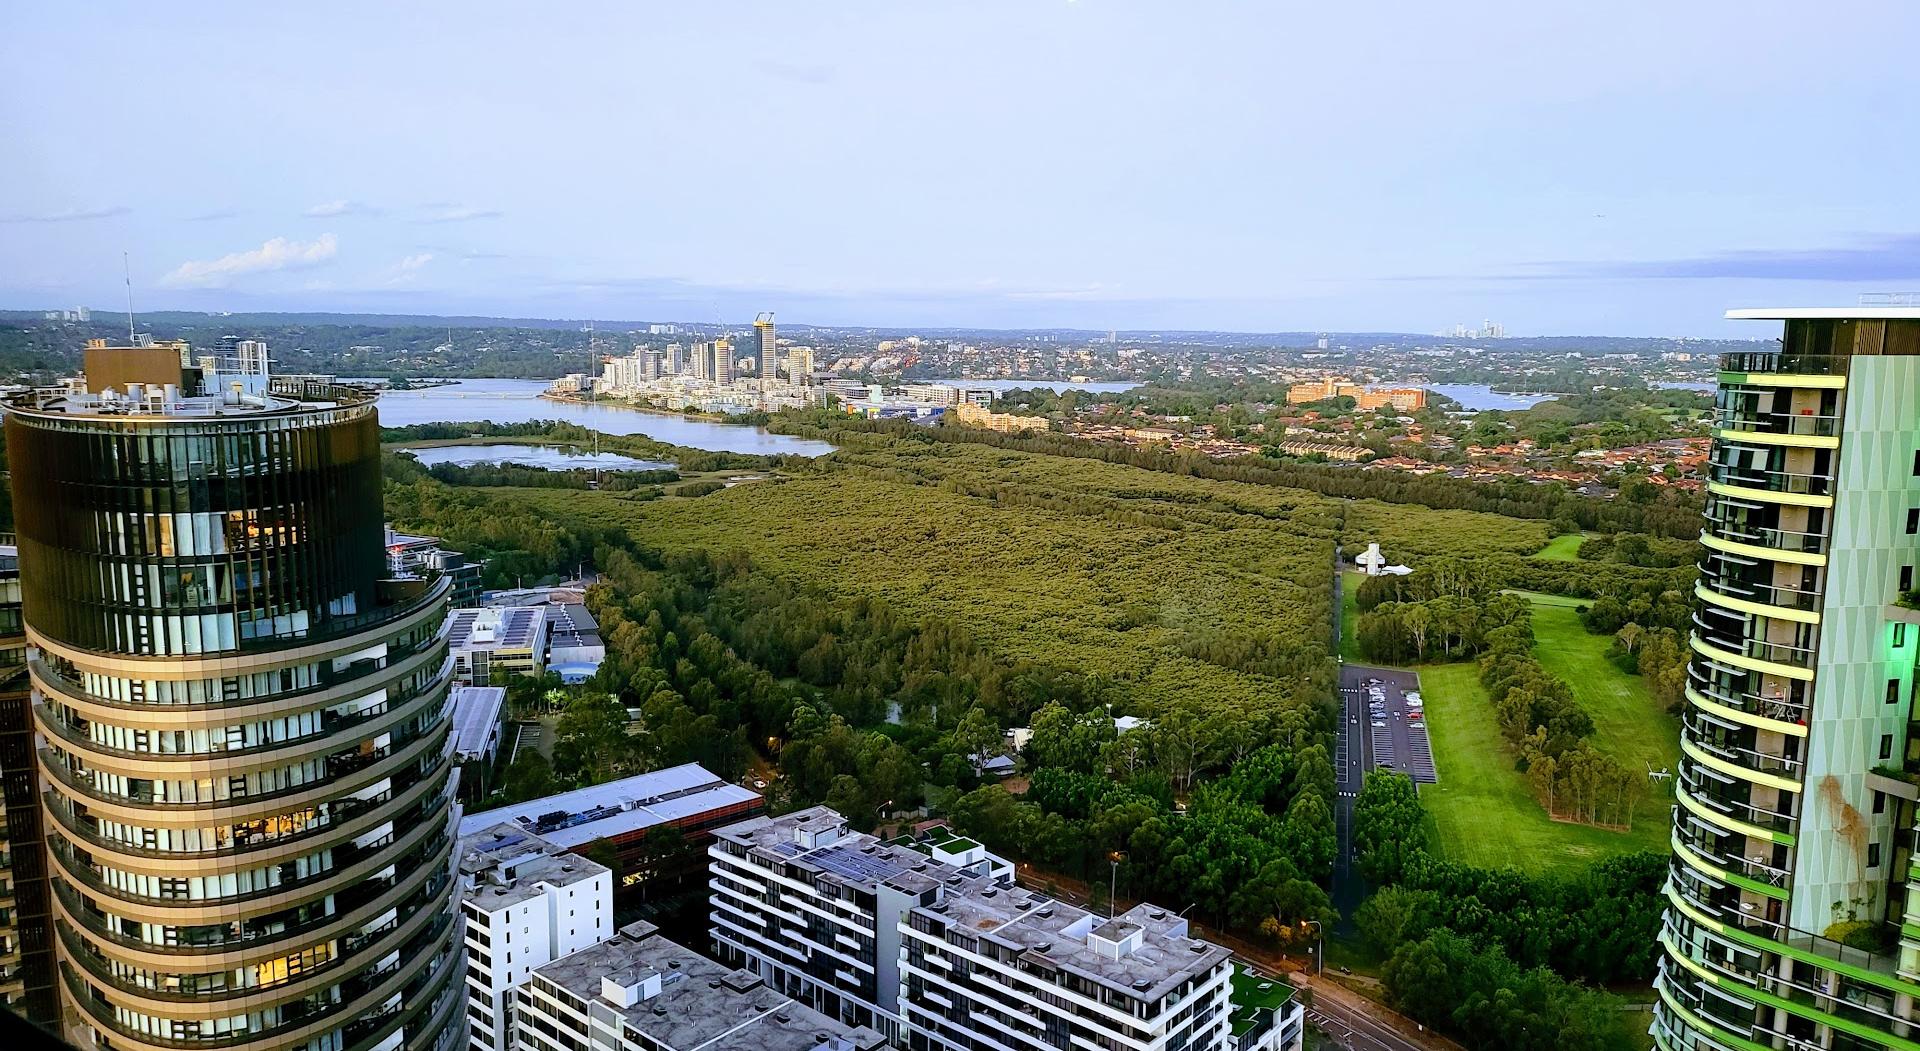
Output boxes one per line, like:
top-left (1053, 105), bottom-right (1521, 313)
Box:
top-left (304, 200), bottom-right (376, 218)
top-left (396, 252), bottom-right (434, 272)
top-left (416, 204), bottom-right (502, 224)
top-left (1, 205), bottom-right (130, 224)
top-left (160, 234), bottom-right (340, 289)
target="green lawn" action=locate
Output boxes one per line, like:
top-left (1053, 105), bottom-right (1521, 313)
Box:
top-left (1338, 570), bottom-right (1365, 662)
top-left (1416, 593), bottom-right (1675, 876)
top-left (1532, 533), bottom-right (1588, 560)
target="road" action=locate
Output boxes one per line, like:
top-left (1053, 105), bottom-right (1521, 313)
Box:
top-left (1302, 976), bottom-right (1454, 1051)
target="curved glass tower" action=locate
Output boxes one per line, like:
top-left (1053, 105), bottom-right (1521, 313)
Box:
top-left (5, 361), bottom-right (462, 1051)
top-left (1657, 309), bottom-right (1920, 1050)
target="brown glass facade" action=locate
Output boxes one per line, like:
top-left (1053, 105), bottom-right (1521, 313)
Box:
top-left (5, 386), bottom-right (462, 1051)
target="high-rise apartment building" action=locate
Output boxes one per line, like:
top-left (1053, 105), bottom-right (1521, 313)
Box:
top-left (6, 346), bottom-right (464, 1051)
top-left (457, 823), bottom-right (611, 1051)
top-left (1656, 309), bottom-right (1920, 1050)
top-left (0, 540), bottom-right (56, 1023)
top-left (752, 313), bottom-right (776, 377)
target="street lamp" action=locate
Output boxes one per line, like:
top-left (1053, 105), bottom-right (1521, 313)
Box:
top-left (1108, 851), bottom-right (1125, 919)
top-left (1301, 919), bottom-right (1324, 976)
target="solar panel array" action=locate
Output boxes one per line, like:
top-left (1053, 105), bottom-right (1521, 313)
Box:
top-left (809, 842), bottom-right (916, 885)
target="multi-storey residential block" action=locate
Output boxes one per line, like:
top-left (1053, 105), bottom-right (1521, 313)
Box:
top-left (709, 807), bottom-right (1298, 1051)
top-left (1655, 308), bottom-right (1920, 1050)
top-left (515, 919), bottom-right (886, 1051)
top-left (6, 348), bottom-right (464, 1051)
top-left (457, 823), bottom-right (611, 1051)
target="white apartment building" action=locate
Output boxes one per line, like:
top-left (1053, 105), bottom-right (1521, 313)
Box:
top-left (514, 920), bottom-right (887, 1051)
top-left (459, 823), bottom-right (613, 1051)
top-left (708, 807), bottom-right (1299, 1051)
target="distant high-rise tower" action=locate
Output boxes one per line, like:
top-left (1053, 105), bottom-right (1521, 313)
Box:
top-left (753, 312), bottom-right (776, 377)
top-left (6, 345), bottom-right (463, 1051)
top-left (1654, 307), bottom-right (1920, 1051)
top-left (787, 346), bottom-right (814, 385)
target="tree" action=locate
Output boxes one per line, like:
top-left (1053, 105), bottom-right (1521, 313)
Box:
top-left (1355, 886), bottom-right (1431, 958)
top-left (1352, 771), bottom-right (1427, 885)
top-left (500, 749), bottom-right (556, 803)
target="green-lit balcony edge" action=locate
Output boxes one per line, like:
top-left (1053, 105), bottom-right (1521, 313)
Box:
top-left (1673, 831), bottom-right (1789, 901)
top-left (1681, 736), bottom-right (1803, 795)
top-left (1712, 426), bottom-right (1841, 451)
top-left (1677, 781), bottom-right (1795, 846)
top-left (1663, 930), bottom-right (1920, 1051)
top-left (1684, 684), bottom-right (1808, 739)
top-left (1667, 882), bottom-right (1920, 1001)
top-left (1694, 581), bottom-right (1821, 627)
top-left (1655, 980), bottom-right (1771, 1051)
top-left (1699, 528), bottom-right (1827, 569)
top-left (1718, 370), bottom-right (1847, 390)
top-left (1688, 631), bottom-right (1815, 683)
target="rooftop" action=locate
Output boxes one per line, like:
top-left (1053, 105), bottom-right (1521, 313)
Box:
top-left (459, 763), bottom-right (761, 849)
top-left (448, 605), bottom-right (548, 650)
top-left (921, 890), bottom-right (1231, 1004)
top-left (1725, 307), bottom-right (1920, 320)
top-left (451, 685), bottom-right (508, 758)
top-left (716, 806), bottom-right (962, 898)
top-left (457, 822), bottom-right (607, 911)
top-left (530, 921), bottom-right (885, 1051)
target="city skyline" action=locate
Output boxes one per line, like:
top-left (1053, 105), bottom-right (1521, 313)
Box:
top-left (3, 3), bottom-right (1918, 336)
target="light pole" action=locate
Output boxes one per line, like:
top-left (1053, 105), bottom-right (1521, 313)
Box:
top-left (1108, 851), bottom-right (1125, 919)
top-left (1302, 918), bottom-right (1324, 975)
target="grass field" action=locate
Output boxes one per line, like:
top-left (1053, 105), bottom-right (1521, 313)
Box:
top-left (1416, 591), bottom-right (1675, 875)
top-left (1532, 533), bottom-right (1589, 560)
top-left (1338, 570), bottom-right (1364, 662)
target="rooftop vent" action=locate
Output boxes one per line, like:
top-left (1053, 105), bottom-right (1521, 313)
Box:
top-left (1189, 944), bottom-right (1208, 953)
top-left (1133, 979), bottom-right (1152, 991)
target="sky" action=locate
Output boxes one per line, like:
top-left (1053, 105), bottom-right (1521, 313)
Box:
top-left (2, 2), bottom-right (1917, 337)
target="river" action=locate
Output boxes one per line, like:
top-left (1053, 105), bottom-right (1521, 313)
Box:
top-left (371, 379), bottom-right (835, 456)
top-left (399, 443), bottom-right (674, 471)
top-left (1423, 383), bottom-right (1560, 411)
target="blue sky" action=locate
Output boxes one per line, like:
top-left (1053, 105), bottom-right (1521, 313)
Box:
top-left (3, 2), bottom-right (1916, 336)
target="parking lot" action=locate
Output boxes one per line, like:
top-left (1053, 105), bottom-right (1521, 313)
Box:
top-left (1340, 665), bottom-right (1437, 784)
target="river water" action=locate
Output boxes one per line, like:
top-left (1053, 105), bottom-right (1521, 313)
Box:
top-left (371, 379), bottom-right (835, 456)
top-left (399, 443), bottom-right (675, 471)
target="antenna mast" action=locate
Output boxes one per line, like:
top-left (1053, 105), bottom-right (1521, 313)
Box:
top-left (123, 251), bottom-right (135, 341)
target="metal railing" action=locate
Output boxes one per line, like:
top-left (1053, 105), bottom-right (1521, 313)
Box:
top-left (1719, 352), bottom-right (1850, 377)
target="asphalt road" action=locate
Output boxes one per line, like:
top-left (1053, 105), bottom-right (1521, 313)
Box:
top-left (1305, 989), bottom-right (1447, 1051)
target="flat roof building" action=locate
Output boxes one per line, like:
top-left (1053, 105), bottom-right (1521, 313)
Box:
top-left (461, 763), bottom-right (762, 889)
top-left (546, 603), bottom-right (605, 684)
top-left (710, 806), bottom-right (1289, 1051)
top-left (449, 605), bottom-right (552, 685)
top-left (457, 824), bottom-right (612, 1051)
top-left (517, 920), bottom-right (886, 1051)
top-left (452, 685), bottom-right (509, 799)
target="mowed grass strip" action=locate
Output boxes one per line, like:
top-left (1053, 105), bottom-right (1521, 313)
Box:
top-left (1523, 595), bottom-right (1681, 835)
top-left (1531, 533), bottom-right (1589, 560)
top-left (1415, 662), bottom-right (1668, 877)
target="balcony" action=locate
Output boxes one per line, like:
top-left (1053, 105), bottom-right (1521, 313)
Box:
top-left (1683, 674), bottom-right (1808, 731)
top-left (1683, 717), bottom-right (1803, 779)
top-left (1718, 351), bottom-right (1850, 379)
top-left (1713, 408), bottom-right (1841, 439)
top-left (1677, 767), bottom-right (1798, 836)
top-left (1706, 460), bottom-right (1835, 499)
top-left (1690, 621), bottom-right (1815, 673)
top-left (1700, 520), bottom-right (1828, 559)
top-left (1695, 572), bottom-right (1821, 617)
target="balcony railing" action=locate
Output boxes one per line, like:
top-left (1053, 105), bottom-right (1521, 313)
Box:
top-left (1719, 351), bottom-right (1850, 377)
top-left (1691, 621), bottom-right (1816, 670)
top-left (1686, 668), bottom-right (1809, 725)
top-left (1696, 568), bottom-right (1823, 613)
top-left (1701, 520), bottom-right (1829, 556)
top-left (1683, 718), bottom-right (1805, 779)
top-left (1714, 409), bottom-right (1841, 438)
top-left (1706, 462), bottom-right (1835, 498)
top-left (1678, 768), bottom-right (1798, 833)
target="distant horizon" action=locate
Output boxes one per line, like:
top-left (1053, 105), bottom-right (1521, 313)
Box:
top-left (1, 304), bottom-right (1777, 343)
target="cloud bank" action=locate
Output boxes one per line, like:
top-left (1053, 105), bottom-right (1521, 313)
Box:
top-left (161, 234), bottom-right (340, 288)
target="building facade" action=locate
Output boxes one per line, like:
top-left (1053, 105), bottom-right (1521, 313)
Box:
top-left (6, 362), bottom-right (464, 1051)
top-left (457, 824), bottom-right (611, 1051)
top-left (709, 807), bottom-right (1297, 1051)
top-left (1655, 309), bottom-right (1920, 1050)
top-left (448, 606), bottom-right (551, 685)
top-left (0, 541), bottom-right (56, 1022)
